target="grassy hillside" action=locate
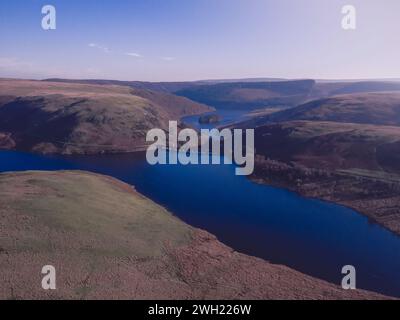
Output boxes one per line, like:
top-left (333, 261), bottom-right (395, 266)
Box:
top-left (46, 78), bottom-right (400, 95)
top-left (265, 92), bottom-right (400, 126)
top-left (44, 78), bottom-right (202, 94)
top-left (313, 81), bottom-right (400, 97)
top-left (43, 79), bottom-right (400, 114)
top-left (254, 121), bottom-right (400, 172)
top-left (0, 171), bottom-right (387, 299)
top-left (43, 78), bottom-right (291, 93)
top-left (0, 80), bottom-right (211, 154)
top-left (174, 80), bottom-right (316, 109)
top-left (45, 78), bottom-right (317, 110)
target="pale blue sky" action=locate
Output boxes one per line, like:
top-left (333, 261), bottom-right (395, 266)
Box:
top-left (0, 0), bottom-right (399, 81)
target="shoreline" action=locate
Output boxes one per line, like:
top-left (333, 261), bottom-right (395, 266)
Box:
top-left (250, 161), bottom-right (400, 237)
top-left (2, 146), bottom-right (399, 237)
top-left (0, 169), bottom-right (396, 299)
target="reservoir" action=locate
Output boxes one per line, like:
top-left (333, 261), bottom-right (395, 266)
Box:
top-left (0, 149), bottom-right (400, 297)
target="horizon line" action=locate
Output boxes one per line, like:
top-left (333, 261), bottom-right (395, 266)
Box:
top-left (2, 76), bottom-right (400, 84)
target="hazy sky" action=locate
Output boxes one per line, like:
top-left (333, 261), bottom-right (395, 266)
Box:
top-left (0, 0), bottom-right (399, 81)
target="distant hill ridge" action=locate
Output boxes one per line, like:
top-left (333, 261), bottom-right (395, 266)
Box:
top-left (44, 78), bottom-right (400, 110)
top-left (265, 92), bottom-right (400, 127)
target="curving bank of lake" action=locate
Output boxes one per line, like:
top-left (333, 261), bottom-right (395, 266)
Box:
top-left (1, 149), bottom-right (400, 297)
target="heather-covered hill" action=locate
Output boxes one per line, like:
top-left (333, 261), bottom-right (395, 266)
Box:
top-left (253, 120), bottom-right (400, 172)
top-left (312, 81), bottom-right (400, 97)
top-left (240, 92), bottom-right (400, 128)
top-left (44, 78), bottom-right (317, 110)
top-left (44, 78), bottom-right (202, 94)
top-left (266, 92), bottom-right (400, 126)
top-left (174, 80), bottom-right (316, 109)
top-left (43, 79), bottom-right (400, 112)
top-left (0, 79), bottom-right (211, 154)
top-left (0, 170), bottom-right (388, 299)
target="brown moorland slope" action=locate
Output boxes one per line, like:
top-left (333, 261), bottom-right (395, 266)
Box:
top-left (174, 80), bottom-right (316, 109)
top-left (45, 78), bottom-right (400, 97)
top-left (0, 79), bottom-right (211, 154)
top-left (0, 171), bottom-right (389, 299)
top-left (312, 81), bottom-right (400, 97)
top-left (239, 92), bottom-right (400, 129)
top-left (266, 92), bottom-right (400, 126)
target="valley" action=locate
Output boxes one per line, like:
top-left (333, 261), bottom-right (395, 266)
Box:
top-left (2, 0), bottom-right (400, 303)
top-left (1, 77), bottom-right (400, 299)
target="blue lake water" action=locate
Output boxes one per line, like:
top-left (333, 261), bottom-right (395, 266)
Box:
top-left (1, 149), bottom-right (400, 298)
